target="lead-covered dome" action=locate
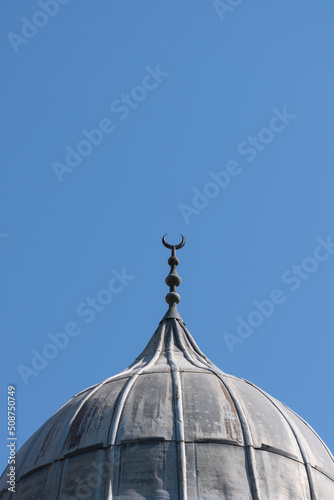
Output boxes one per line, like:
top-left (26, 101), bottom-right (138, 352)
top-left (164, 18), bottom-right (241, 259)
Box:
top-left (1, 317), bottom-right (333, 499)
top-left (1, 236), bottom-right (333, 499)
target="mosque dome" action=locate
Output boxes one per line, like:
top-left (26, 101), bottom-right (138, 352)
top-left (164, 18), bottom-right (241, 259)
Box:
top-left (1, 236), bottom-right (333, 499)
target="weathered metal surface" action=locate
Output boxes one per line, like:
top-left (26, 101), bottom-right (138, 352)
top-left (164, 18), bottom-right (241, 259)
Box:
top-left (186, 443), bottom-right (252, 499)
top-left (116, 372), bottom-right (175, 442)
top-left (254, 449), bottom-right (312, 499)
top-left (182, 372), bottom-right (243, 443)
top-left (64, 379), bottom-right (128, 454)
top-left (172, 319), bottom-right (262, 499)
top-left (313, 469), bottom-right (334, 498)
top-left (16, 466), bottom-right (50, 499)
top-left (227, 377), bottom-right (303, 459)
top-left (1, 316), bottom-right (334, 499)
top-left (274, 398), bottom-right (334, 473)
top-left (115, 441), bottom-right (177, 499)
top-left (58, 449), bottom-right (107, 499)
top-left (166, 326), bottom-right (188, 500)
top-left (18, 388), bottom-right (93, 477)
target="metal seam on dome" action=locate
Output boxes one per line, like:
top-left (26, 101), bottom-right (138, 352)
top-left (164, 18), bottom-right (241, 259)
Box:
top-left (14, 461), bottom-right (62, 499)
top-left (108, 324), bottom-right (165, 446)
top-left (100, 352), bottom-right (148, 382)
top-left (117, 325), bottom-right (165, 374)
top-left (13, 415), bottom-right (54, 483)
top-left (15, 388), bottom-right (101, 487)
top-left (42, 382), bottom-right (108, 499)
top-left (103, 360), bottom-right (146, 380)
top-left (174, 323), bottom-right (211, 372)
top-left (6, 454), bottom-right (333, 500)
top-left (259, 444), bottom-right (299, 461)
top-left (51, 328), bottom-right (162, 499)
top-left (174, 320), bottom-right (262, 500)
top-left (60, 384), bottom-right (105, 449)
top-left (314, 465), bottom-right (334, 482)
top-left (279, 401), bottom-right (334, 464)
top-left (247, 382), bottom-right (318, 500)
top-left (106, 323), bottom-right (166, 498)
top-left (3, 390), bottom-right (97, 489)
top-left (166, 322), bottom-right (188, 500)
top-left (41, 460), bottom-right (57, 499)
top-left (50, 460), bottom-right (66, 499)
top-left (179, 323), bottom-right (214, 364)
top-left (89, 327), bottom-right (164, 387)
top-left (9, 439), bottom-right (246, 479)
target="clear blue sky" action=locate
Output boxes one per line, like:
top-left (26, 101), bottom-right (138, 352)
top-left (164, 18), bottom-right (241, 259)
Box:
top-left (1, 1), bottom-right (334, 472)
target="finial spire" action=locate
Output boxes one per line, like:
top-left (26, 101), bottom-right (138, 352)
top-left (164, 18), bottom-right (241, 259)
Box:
top-left (161, 234), bottom-right (186, 322)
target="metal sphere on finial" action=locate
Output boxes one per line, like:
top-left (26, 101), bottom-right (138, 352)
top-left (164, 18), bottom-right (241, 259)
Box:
top-left (162, 234), bottom-right (185, 318)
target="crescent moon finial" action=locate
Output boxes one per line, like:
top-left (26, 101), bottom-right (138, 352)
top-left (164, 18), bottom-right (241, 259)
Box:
top-left (162, 234), bottom-right (186, 250)
top-left (161, 234), bottom-right (186, 323)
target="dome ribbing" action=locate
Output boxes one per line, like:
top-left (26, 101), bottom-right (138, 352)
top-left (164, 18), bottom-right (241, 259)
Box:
top-left (1, 317), bottom-right (333, 499)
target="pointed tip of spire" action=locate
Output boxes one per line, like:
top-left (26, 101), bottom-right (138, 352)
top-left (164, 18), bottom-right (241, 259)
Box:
top-left (161, 303), bottom-right (184, 322)
top-left (161, 234), bottom-right (185, 323)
